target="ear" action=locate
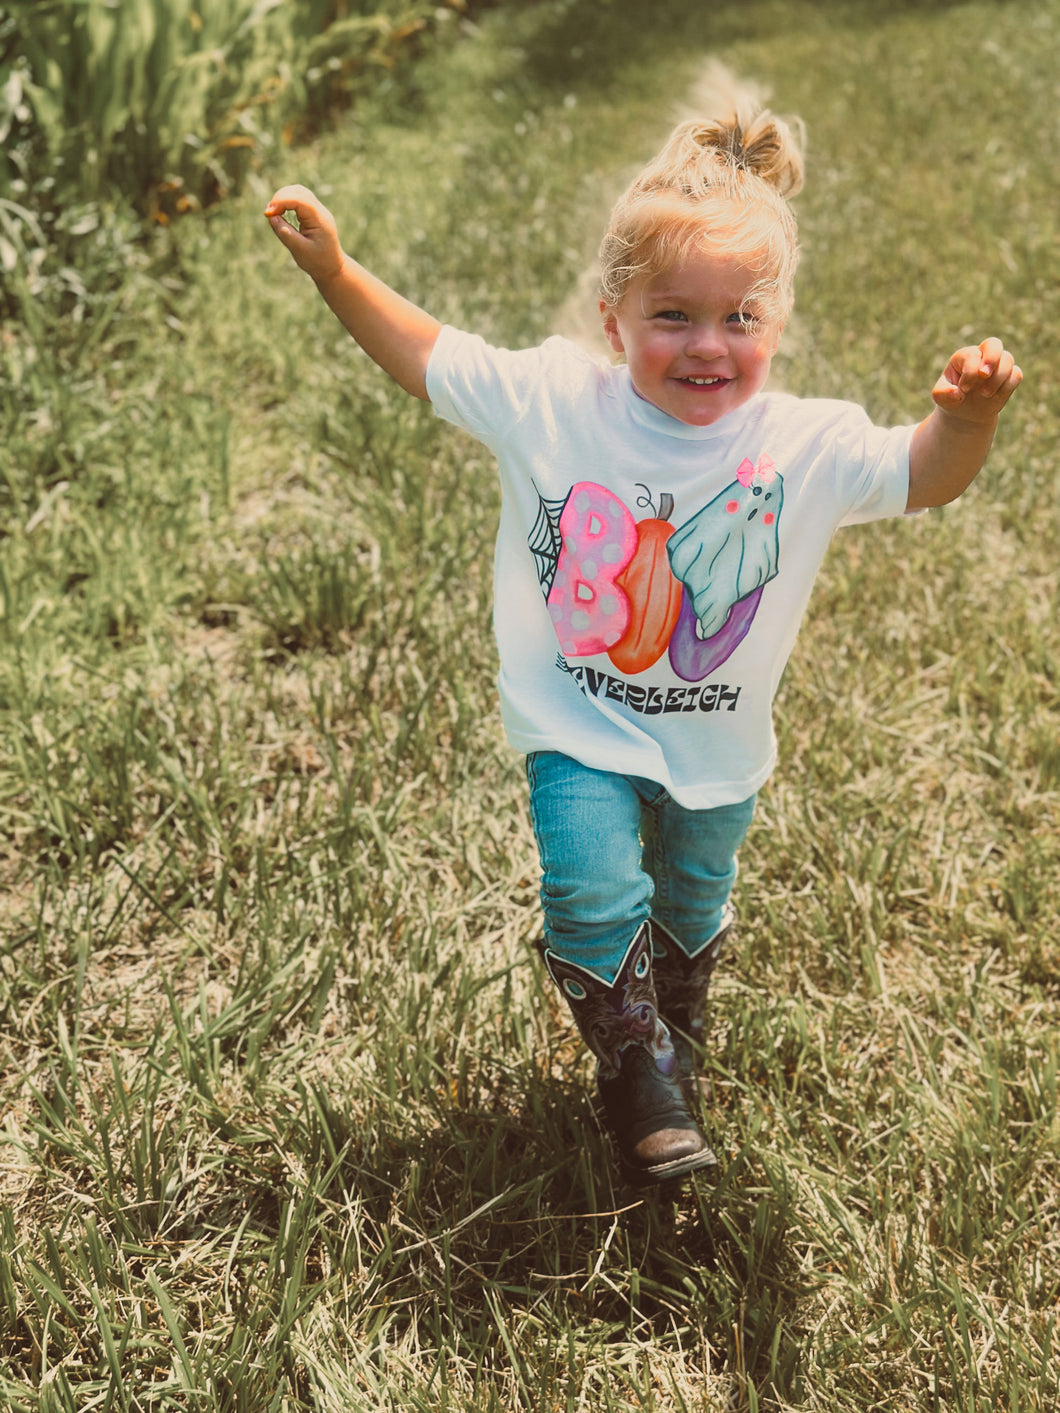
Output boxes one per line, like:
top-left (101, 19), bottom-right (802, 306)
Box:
top-left (600, 299), bottom-right (625, 355)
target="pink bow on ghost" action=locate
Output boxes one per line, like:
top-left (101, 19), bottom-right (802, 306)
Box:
top-left (736, 454), bottom-right (777, 487)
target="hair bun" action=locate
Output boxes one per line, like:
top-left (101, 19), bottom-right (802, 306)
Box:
top-left (667, 108), bottom-right (805, 200)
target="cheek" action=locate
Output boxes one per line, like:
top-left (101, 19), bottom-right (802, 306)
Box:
top-left (743, 346), bottom-right (774, 383)
top-left (633, 337), bottom-right (670, 372)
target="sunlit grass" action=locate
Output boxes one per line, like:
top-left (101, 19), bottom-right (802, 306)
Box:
top-left (1, 0), bottom-right (1058, 1408)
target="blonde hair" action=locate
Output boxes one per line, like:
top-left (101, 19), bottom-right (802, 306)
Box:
top-left (599, 91), bottom-right (805, 325)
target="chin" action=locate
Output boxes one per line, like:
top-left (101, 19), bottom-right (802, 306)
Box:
top-left (670, 400), bottom-right (734, 428)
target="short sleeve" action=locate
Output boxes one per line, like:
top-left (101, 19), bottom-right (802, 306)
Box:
top-left (426, 326), bottom-right (592, 446)
top-left (832, 412), bottom-right (915, 526)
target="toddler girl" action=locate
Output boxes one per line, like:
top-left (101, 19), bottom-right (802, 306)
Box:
top-left (265, 94), bottom-right (1021, 1187)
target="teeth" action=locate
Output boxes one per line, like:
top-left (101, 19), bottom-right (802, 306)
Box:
top-left (685, 376), bottom-right (722, 385)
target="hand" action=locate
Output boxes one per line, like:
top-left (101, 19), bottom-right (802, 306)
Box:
top-left (930, 337), bottom-right (1023, 424)
top-left (264, 185), bottom-right (344, 283)
top-left (909, 336), bottom-right (1023, 507)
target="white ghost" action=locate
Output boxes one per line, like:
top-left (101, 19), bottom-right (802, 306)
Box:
top-left (667, 456), bottom-right (783, 640)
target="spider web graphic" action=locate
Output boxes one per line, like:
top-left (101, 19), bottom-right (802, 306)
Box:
top-left (528, 484), bottom-right (569, 599)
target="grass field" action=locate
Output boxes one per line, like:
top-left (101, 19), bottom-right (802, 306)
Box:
top-left (2, 0), bottom-right (1059, 1407)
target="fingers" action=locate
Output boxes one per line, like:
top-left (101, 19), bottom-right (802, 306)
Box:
top-left (266, 211), bottom-right (298, 241)
top-left (264, 184), bottom-right (344, 279)
top-left (265, 204), bottom-right (310, 255)
top-left (263, 183), bottom-right (320, 220)
top-left (934, 338), bottom-right (1022, 416)
top-left (263, 186), bottom-right (337, 243)
top-left (956, 338), bottom-right (1009, 392)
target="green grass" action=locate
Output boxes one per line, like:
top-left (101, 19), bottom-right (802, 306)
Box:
top-left (2, 0), bottom-right (1059, 1407)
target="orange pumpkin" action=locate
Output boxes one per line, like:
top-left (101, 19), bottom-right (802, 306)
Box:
top-left (608, 494), bottom-right (683, 674)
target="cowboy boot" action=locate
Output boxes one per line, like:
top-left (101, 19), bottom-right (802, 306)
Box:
top-left (649, 913), bottom-right (733, 1088)
top-left (539, 923), bottom-right (717, 1187)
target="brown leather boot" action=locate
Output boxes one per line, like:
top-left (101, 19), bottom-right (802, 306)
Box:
top-left (540, 924), bottom-right (717, 1186)
top-left (648, 915), bottom-right (732, 1087)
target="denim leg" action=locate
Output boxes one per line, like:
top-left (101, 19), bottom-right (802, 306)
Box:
top-left (526, 752), bottom-right (652, 983)
top-left (641, 790), bottom-right (756, 956)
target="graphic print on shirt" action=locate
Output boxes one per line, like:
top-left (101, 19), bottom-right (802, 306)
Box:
top-left (608, 489), bottom-right (684, 675)
top-left (540, 482), bottom-right (638, 656)
top-left (530, 454), bottom-right (783, 683)
top-left (667, 454), bottom-right (782, 681)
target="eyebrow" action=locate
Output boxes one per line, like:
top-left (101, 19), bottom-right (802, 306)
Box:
top-left (643, 287), bottom-right (753, 306)
top-left (640, 293), bottom-right (691, 314)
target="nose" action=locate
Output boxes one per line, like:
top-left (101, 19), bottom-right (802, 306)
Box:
top-left (684, 321), bottom-right (727, 359)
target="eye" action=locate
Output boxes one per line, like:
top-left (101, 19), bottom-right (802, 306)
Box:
top-left (563, 978), bottom-right (588, 1001)
top-left (654, 309), bottom-right (687, 323)
top-left (726, 310), bottom-right (757, 329)
top-left (634, 950), bottom-right (650, 979)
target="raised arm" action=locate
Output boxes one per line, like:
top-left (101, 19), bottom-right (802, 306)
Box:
top-left (265, 184), bottom-right (441, 400)
top-left (907, 336), bottom-right (1022, 510)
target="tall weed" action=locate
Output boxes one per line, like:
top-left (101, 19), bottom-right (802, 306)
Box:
top-left (2, 0), bottom-right (464, 217)
top-left (0, 0), bottom-right (470, 448)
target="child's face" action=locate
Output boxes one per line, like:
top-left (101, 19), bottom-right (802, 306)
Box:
top-left (600, 249), bottom-right (784, 427)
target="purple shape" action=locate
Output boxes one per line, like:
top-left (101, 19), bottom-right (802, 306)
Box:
top-left (668, 585), bottom-right (763, 683)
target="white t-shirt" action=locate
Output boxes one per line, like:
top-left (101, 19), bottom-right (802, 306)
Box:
top-left (426, 325), bottom-right (914, 809)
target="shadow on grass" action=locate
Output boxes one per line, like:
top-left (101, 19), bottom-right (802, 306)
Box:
top-left (311, 1062), bottom-right (809, 1398)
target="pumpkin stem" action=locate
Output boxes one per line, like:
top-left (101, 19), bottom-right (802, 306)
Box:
top-left (658, 493), bottom-right (674, 522)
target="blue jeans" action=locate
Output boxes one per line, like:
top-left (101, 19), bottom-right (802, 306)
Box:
top-left (526, 751), bottom-right (756, 984)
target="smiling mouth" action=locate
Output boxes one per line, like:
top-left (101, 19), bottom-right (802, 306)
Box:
top-left (678, 375), bottom-right (728, 386)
